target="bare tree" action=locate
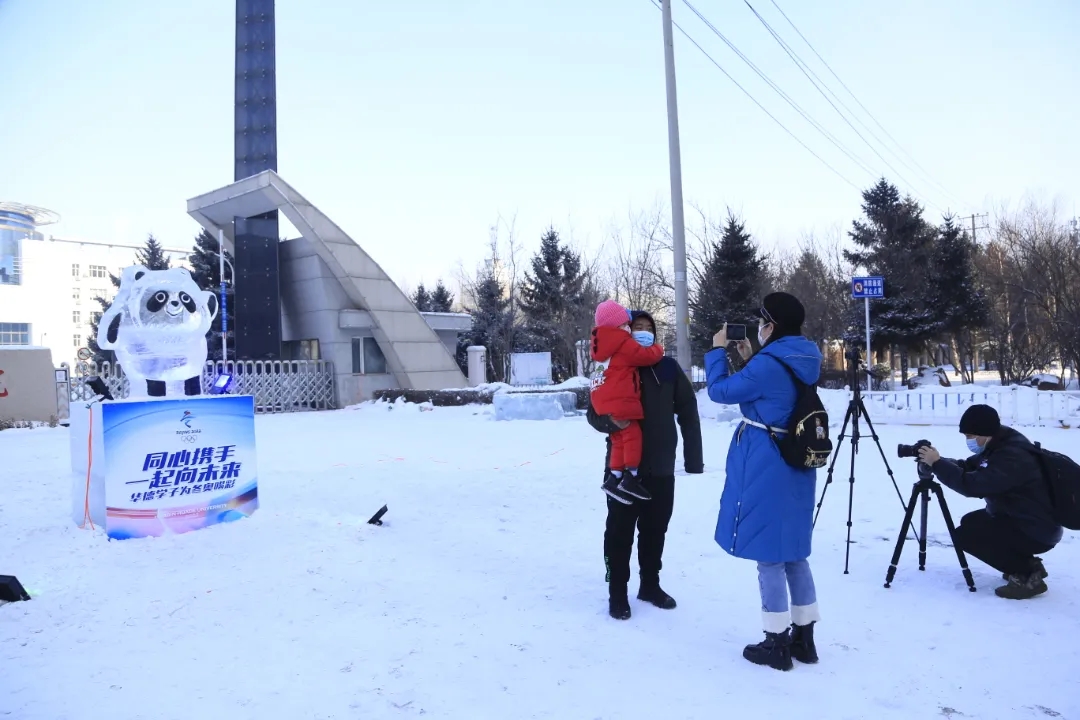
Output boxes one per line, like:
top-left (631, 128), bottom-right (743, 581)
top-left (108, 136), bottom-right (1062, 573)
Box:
top-left (455, 214), bottom-right (528, 383)
top-left (604, 206), bottom-right (675, 326)
top-left (986, 197), bottom-right (1080, 383)
top-left (779, 229), bottom-right (852, 366)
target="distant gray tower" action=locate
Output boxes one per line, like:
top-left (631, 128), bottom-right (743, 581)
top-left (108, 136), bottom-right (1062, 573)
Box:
top-left (233, 0), bottom-right (281, 360)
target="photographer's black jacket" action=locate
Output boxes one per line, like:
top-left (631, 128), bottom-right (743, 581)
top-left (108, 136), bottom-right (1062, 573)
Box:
top-left (932, 427), bottom-right (1063, 547)
top-left (586, 356), bottom-right (704, 478)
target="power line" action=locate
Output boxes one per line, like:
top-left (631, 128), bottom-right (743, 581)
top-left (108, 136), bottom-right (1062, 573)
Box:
top-left (646, 0), bottom-right (862, 191)
top-left (766, 0), bottom-right (972, 211)
top-left (743, 0), bottom-right (947, 214)
top-left (680, 0), bottom-right (878, 180)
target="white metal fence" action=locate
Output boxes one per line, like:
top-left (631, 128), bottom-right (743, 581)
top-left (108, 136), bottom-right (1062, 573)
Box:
top-left (66, 360), bottom-right (336, 414)
top-left (854, 387), bottom-right (1080, 427)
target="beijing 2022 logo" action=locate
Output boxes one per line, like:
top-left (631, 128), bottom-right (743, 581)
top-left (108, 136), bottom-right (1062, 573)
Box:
top-left (177, 410), bottom-right (201, 443)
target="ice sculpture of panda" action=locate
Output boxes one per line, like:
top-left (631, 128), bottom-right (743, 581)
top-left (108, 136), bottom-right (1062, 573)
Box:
top-left (97, 266), bottom-right (219, 398)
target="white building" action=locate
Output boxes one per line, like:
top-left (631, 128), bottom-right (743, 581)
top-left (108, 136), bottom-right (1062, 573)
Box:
top-left (0, 202), bottom-right (190, 368)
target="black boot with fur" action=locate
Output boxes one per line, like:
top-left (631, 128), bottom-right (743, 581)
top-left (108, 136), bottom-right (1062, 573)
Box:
top-left (790, 622), bottom-right (818, 664)
top-left (743, 629), bottom-right (793, 671)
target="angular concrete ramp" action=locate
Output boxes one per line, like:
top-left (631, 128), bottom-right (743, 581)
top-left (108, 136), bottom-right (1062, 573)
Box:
top-left (187, 171), bottom-right (467, 390)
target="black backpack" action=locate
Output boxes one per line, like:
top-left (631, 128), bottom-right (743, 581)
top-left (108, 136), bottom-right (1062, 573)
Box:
top-left (1031, 442), bottom-right (1080, 531)
top-left (761, 357), bottom-right (832, 470)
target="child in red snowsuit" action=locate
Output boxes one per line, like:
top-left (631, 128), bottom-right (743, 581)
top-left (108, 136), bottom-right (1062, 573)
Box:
top-left (590, 300), bottom-right (665, 502)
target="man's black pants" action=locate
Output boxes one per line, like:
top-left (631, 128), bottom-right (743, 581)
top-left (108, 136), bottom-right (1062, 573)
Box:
top-left (954, 509), bottom-right (1053, 576)
top-left (604, 473), bottom-right (675, 586)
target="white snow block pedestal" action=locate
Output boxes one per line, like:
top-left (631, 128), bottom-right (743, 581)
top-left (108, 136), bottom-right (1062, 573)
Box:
top-left (493, 391), bottom-right (577, 421)
top-left (69, 395), bottom-right (259, 540)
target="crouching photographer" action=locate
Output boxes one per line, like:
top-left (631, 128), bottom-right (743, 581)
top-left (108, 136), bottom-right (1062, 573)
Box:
top-left (915, 404), bottom-right (1062, 600)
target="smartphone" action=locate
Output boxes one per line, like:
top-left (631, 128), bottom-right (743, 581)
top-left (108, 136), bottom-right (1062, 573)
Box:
top-left (726, 324), bottom-right (747, 342)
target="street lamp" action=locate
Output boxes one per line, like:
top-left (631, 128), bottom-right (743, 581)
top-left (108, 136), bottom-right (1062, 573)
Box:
top-left (217, 229), bottom-right (234, 363)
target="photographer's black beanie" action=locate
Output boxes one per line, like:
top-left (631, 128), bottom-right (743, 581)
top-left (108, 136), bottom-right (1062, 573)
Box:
top-left (759, 292), bottom-right (805, 337)
top-left (959, 404), bottom-right (1001, 436)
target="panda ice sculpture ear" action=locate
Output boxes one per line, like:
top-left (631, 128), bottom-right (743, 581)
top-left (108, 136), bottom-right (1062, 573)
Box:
top-left (203, 291), bottom-right (219, 321)
top-left (121, 265), bottom-right (150, 286)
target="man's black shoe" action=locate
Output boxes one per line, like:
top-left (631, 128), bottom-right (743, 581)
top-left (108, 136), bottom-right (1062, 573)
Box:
top-left (608, 582), bottom-right (631, 620)
top-left (1003, 557), bottom-right (1047, 581)
top-left (995, 572), bottom-right (1048, 600)
top-left (637, 583), bottom-right (677, 610)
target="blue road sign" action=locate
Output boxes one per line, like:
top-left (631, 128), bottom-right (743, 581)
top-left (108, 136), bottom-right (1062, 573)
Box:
top-left (852, 276), bottom-right (884, 299)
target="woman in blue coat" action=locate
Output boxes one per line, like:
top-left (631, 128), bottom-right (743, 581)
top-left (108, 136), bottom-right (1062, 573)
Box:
top-left (705, 292), bottom-right (823, 672)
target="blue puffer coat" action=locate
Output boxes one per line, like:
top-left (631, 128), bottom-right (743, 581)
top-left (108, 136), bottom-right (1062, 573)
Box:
top-left (705, 335), bottom-right (823, 563)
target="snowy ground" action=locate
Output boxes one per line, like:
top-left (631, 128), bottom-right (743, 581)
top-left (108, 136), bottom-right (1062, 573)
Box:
top-left (2, 399), bottom-right (1078, 720)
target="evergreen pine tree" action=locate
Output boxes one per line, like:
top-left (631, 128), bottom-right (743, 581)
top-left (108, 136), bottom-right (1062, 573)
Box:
top-left (929, 215), bottom-right (989, 383)
top-left (519, 228), bottom-right (593, 381)
top-left (690, 211), bottom-right (765, 362)
top-left (461, 271), bottom-right (512, 381)
top-left (783, 247), bottom-right (847, 348)
top-left (844, 179), bottom-right (938, 379)
top-left (412, 283), bottom-right (433, 312)
top-left (136, 234), bottom-right (172, 270)
top-left (431, 280), bottom-right (454, 313)
top-left (188, 229), bottom-right (234, 361)
top-left (87, 233), bottom-right (175, 365)
top-left (86, 272), bottom-right (122, 365)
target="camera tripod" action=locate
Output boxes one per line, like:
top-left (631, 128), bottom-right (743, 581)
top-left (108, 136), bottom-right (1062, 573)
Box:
top-left (884, 462), bottom-right (976, 592)
top-left (813, 351), bottom-right (913, 573)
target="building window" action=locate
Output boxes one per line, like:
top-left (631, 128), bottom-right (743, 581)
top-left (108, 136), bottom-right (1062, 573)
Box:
top-left (73, 287), bottom-right (81, 304)
top-left (351, 337), bottom-right (387, 374)
top-left (72, 263), bottom-right (80, 277)
top-left (73, 334), bottom-right (82, 347)
top-left (0, 322), bottom-right (31, 345)
top-left (283, 339), bottom-right (320, 361)
top-left (89, 265), bottom-right (107, 279)
top-left (91, 311), bottom-right (102, 325)
top-left (92, 288), bottom-right (108, 301)
top-left (0, 230), bottom-right (22, 285)
top-left (73, 310), bottom-right (81, 325)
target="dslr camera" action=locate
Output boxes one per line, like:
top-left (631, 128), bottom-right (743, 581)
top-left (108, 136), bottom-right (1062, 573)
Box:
top-left (897, 439), bottom-right (931, 459)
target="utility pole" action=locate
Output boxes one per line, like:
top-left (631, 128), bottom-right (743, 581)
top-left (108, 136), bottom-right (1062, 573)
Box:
top-left (661, 0), bottom-right (691, 374)
top-left (960, 212), bottom-right (989, 243)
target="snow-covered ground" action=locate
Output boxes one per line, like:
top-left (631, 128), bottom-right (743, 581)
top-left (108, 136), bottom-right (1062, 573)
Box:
top-left (2, 400), bottom-right (1078, 720)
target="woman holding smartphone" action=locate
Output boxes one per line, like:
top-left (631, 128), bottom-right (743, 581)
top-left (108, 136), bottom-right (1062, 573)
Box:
top-left (705, 292), bottom-right (824, 672)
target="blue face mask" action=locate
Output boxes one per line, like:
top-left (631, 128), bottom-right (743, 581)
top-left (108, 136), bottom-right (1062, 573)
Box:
top-left (966, 438), bottom-right (983, 455)
top-left (632, 331), bottom-right (654, 347)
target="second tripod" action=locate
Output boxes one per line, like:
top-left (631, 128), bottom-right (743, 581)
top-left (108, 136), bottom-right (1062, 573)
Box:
top-left (813, 351), bottom-right (911, 574)
top-left (884, 455), bottom-right (976, 592)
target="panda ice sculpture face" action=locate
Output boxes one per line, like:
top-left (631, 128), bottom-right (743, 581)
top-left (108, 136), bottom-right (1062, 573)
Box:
top-left (142, 287), bottom-right (199, 324)
top-left (124, 268), bottom-right (217, 332)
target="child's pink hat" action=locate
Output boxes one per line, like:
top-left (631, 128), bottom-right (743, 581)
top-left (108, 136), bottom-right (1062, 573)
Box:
top-left (595, 299), bottom-right (631, 329)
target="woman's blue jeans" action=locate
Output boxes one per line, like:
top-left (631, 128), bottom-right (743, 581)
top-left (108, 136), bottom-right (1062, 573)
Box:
top-left (757, 559), bottom-right (821, 633)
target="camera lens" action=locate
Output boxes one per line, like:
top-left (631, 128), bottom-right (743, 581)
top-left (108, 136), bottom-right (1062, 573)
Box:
top-left (897, 443), bottom-right (915, 458)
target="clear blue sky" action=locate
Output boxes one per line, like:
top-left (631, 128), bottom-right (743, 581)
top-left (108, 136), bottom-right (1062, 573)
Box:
top-left (1, 0), bottom-right (1076, 291)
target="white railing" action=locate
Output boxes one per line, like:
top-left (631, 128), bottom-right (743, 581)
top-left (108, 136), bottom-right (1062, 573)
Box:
top-left (852, 387), bottom-right (1080, 427)
top-left (67, 360), bottom-right (336, 414)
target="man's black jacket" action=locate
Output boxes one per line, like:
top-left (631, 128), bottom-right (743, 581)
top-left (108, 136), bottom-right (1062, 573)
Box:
top-left (931, 426), bottom-right (1063, 547)
top-left (586, 356), bottom-right (704, 477)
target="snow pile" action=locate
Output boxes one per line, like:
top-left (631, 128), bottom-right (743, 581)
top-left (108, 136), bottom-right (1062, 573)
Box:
top-left (1, 408), bottom-right (1078, 718)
